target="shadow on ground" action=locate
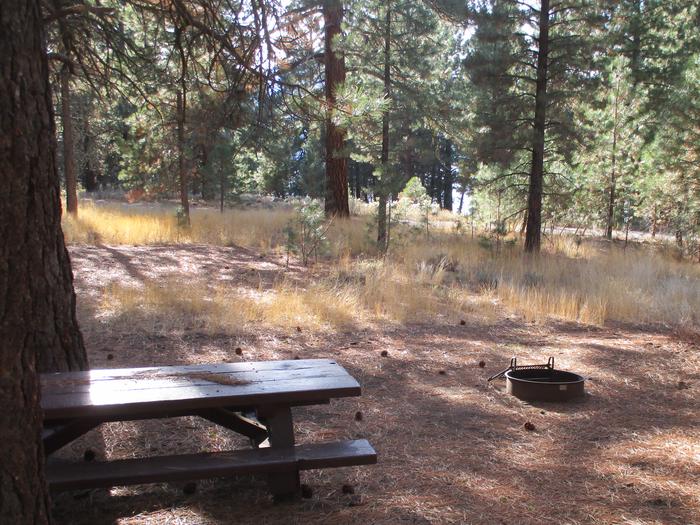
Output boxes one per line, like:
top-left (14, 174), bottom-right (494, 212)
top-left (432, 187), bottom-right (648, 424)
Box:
top-left (51, 246), bottom-right (700, 525)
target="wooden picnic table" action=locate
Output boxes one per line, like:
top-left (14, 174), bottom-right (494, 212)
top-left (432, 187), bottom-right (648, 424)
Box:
top-left (41, 358), bottom-right (376, 498)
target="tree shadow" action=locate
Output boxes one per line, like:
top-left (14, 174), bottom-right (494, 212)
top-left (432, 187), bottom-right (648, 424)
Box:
top-left (52, 329), bottom-right (700, 524)
top-left (58, 245), bottom-right (700, 523)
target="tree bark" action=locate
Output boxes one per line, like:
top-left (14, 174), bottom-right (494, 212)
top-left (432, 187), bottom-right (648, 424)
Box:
top-left (53, 0), bottom-right (77, 214)
top-left (220, 165), bottom-right (226, 213)
top-left (458, 185), bottom-right (466, 215)
top-left (61, 65), bottom-right (78, 215)
top-left (606, 75), bottom-right (621, 240)
top-left (630, 0), bottom-right (642, 86)
top-left (1, 0), bottom-right (88, 521)
top-left (377, 1), bottom-right (391, 251)
top-left (175, 25), bottom-right (190, 225)
top-left (442, 139), bottom-right (453, 210)
top-left (323, 0), bottom-right (349, 217)
top-left (82, 122), bottom-right (98, 192)
top-left (524, 0), bottom-right (550, 253)
top-left (176, 90), bottom-right (189, 223)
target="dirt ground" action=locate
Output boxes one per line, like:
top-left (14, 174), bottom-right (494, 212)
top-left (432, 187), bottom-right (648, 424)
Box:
top-left (51, 244), bottom-right (700, 525)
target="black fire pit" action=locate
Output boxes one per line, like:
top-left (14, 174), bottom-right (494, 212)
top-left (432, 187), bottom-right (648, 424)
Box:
top-left (488, 357), bottom-right (585, 402)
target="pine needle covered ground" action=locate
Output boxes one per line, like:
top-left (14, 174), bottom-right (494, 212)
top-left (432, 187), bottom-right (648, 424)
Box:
top-left (52, 201), bottom-right (700, 524)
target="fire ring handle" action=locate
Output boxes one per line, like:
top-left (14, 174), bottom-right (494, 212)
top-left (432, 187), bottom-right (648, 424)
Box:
top-left (487, 357), bottom-right (517, 382)
top-left (487, 356), bottom-right (555, 382)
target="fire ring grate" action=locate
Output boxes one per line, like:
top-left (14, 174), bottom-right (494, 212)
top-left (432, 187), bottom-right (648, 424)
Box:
top-left (488, 357), bottom-right (585, 402)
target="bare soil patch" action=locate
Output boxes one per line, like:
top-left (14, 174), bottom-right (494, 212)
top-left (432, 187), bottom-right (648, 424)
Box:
top-left (52, 244), bottom-right (700, 524)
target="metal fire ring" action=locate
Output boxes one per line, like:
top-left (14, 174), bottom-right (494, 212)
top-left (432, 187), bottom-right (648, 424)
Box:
top-left (488, 357), bottom-right (586, 402)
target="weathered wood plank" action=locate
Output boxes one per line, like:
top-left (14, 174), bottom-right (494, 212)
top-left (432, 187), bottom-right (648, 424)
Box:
top-left (41, 359), bottom-right (340, 386)
top-left (41, 359), bottom-right (360, 421)
top-left (41, 363), bottom-right (346, 396)
top-left (260, 405), bottom-right (299, 498)
top-left (46, 439), bottom-right (378, 492)
top-left (297, 439), bottom-right (377, 469)
top-left (43, 374), bottom-right (361, 420)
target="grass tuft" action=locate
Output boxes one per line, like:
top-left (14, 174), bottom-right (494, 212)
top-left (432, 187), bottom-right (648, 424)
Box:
top-left (70, 201), bottom-right (700, 330)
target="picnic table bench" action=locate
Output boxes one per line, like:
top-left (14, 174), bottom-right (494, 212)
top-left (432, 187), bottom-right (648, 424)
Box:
top-left (41, 358), bottom-right (376, 498)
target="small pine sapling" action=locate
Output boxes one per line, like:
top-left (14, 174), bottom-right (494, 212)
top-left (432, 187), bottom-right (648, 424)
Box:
top-left (286, 198), bottom-right (333, 266)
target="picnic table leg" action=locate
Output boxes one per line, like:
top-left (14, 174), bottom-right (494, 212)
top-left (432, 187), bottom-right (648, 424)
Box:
top-left (260, 406), bottom-right (299, 500)
top-left (43, 420), bottom-right (101, 455)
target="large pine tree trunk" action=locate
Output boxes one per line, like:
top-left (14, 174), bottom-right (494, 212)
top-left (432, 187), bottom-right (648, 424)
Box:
top-left (220, 164), bottom-right (226, 213)
top-left (442, 139), bottom-right (453, 211)
top-left (524, 0), bottom-right (550, 253)
top-left (82, 120), bottom-right (98, 192)
top-left (323, 0), bottom-right (349, 217)
top-left (175, 25), bottom-right (190, 225)
top-left (61, 65), bottom-right (78, 215)
top-left (606, 76), bottom-right (620, 240)
top-left (605, 146), bottom-right (617, 240)
top-left (458, 185), bottom-right (466, 214)
top-left (176, 91), bottom-right (190, 222)
top-left (630, 0), bottom-right (642, 85)
top-left (377, 1), bottom-right (391, 251)
top-left (1, 0), bottom-right (88, 521)
top-left (54, 0), bottom-right (78, 215)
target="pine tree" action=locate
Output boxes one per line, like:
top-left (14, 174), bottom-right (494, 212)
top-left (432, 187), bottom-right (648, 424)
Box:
top-left (323, 0), bottom-right (350, 216)
top-left (343, 0), bottom-right (450, 248)
top-left (464, 0), bottom-right (603, 252)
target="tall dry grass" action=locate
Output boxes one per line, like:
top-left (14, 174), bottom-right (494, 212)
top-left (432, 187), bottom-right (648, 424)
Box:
top-left (391, 235), bottom-right (700, 327)
top-left (63, 201), bottom-right (377, 257)
top-left (63, 202), bottom-right (295, 251)
top-left (101, 266), bottom-right (498, 335)
top-left (102, 278), bottom-right (364, 333)
top-left (68, 200), bottom-right (700, 330)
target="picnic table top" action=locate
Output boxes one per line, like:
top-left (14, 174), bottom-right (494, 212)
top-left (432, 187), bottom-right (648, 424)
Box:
top-left (41, 358), bottom-right (360, 421)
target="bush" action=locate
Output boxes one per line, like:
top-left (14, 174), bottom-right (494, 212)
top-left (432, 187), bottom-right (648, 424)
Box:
top-left (399, 177), bottom-right (433, 237)
top-left (521, 271), bottom-right (544, 288)
top-left (473, 269), bottom-right (499, 291)
top-left (285, 198), bottom-right (331, 266)
top-left (175, 206), bottom-right (190, 228)
top-left (427, 253), bottom-right (459, 273)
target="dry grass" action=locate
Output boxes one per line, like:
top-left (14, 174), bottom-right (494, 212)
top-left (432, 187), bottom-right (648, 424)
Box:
top-left (63, 202), bottom-right (295, 251)
top-left (101, 269), bottom-right (497, 336)
top-left (389, 235), bottom-right (700, 328)
top-left (63, 201), bottom-right (377, 258)
top-left (65, 200), bottom-right (700, 331)
top-left (101, 278), bottom-right (358, 333)
top-left (52, 241), bottom-right (700, 525)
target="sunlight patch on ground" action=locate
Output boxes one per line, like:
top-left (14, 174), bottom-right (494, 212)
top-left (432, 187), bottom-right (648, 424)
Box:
top-left (65, 201), bottom-right (700, 331)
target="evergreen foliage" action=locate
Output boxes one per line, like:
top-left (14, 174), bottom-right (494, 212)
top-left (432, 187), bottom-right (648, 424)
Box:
top-left (42, 0), bottom-right (700, 258)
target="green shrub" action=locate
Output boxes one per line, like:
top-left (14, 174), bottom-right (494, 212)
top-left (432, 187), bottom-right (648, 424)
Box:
top-left (285, 198), bottom-right (331, 266)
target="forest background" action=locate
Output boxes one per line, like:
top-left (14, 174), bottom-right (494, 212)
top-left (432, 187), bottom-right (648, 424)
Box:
top-left (48, 0), bottom-right (700, 259)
